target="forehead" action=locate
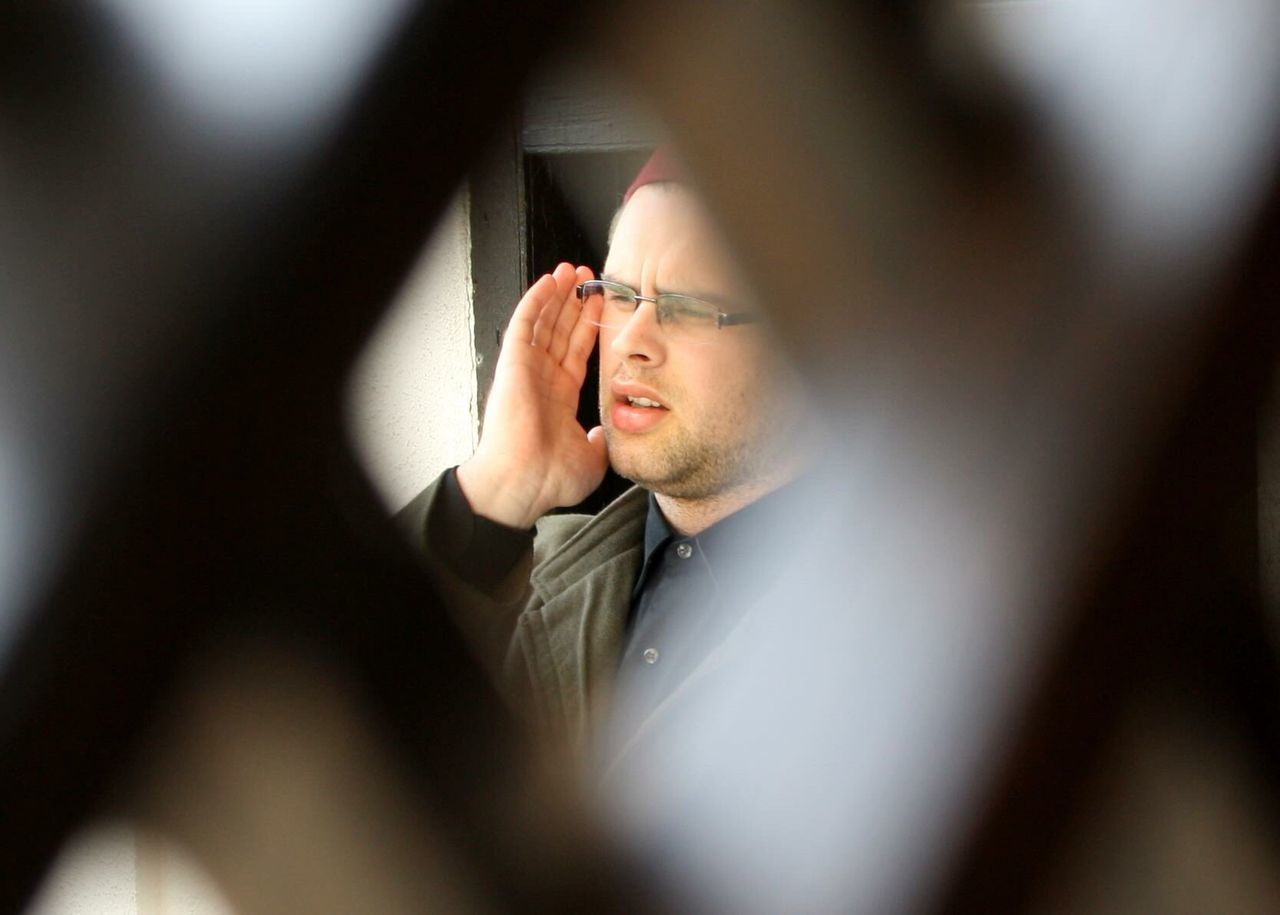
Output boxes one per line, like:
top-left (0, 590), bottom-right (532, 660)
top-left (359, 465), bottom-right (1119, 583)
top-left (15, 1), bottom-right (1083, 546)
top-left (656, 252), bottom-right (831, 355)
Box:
top-left (604, 185), bottom-right (744, 294)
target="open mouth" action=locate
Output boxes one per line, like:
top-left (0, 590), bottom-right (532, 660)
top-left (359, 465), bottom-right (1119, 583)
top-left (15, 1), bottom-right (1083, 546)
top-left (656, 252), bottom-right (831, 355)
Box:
top-left (610, 385), bottom-right (670, 433)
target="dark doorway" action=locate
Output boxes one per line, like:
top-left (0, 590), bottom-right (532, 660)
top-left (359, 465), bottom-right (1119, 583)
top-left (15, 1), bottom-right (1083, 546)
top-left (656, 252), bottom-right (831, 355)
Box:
top-left (524, 150), bottom-right (650, 515)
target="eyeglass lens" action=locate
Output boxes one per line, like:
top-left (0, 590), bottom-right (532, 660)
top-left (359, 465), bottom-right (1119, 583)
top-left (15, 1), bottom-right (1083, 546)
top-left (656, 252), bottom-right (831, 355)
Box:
top-left (580, 281), bottom-right (721, 340)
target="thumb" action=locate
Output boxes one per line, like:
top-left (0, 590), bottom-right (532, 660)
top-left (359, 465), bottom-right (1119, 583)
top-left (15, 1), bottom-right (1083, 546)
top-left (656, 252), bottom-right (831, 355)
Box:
top-left (587, 425), bottom-right (609, 467)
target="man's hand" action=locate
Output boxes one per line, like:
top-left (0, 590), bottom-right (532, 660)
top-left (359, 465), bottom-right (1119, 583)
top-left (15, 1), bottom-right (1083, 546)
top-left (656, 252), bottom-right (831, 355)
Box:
top-left (456, 262), bottom-right (608, 528)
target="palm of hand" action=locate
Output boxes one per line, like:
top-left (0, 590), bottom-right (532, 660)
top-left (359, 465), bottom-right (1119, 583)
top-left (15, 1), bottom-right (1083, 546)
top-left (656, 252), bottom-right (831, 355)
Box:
top-left (463, 263), bottom-right (608, 525)
top-left (486, 324), bottom-right (602, 503)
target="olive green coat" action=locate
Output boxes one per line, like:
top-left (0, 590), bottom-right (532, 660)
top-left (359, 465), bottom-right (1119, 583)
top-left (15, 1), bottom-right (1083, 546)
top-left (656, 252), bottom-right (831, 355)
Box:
top-left (400, 476), bottom-right (649, 750)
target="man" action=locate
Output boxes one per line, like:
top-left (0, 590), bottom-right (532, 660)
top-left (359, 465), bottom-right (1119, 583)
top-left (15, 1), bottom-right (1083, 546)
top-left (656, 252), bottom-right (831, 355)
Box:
top-left (403, 149), bottom-right (816, 751)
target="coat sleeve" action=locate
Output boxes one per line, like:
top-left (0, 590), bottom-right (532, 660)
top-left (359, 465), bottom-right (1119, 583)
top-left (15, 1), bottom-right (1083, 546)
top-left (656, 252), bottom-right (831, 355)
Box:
top-left (396, 469), bottom-right (541, 709)
top-left (396, 469), bottom-right (592, 722)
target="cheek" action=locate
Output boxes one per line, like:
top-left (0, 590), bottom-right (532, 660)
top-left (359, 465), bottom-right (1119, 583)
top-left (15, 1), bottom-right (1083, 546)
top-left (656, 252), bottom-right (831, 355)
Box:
top-left (684, 358), bottom-right (745, 421)
top-left (701, 346), bottom-right (779, 424)
top-left (598, 343), bottom-right (619, 385)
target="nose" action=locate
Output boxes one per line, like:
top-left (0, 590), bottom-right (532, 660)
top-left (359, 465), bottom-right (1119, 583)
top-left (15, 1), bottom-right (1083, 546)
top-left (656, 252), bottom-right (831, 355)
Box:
top-left (608, 300), bottom-right (667, 366)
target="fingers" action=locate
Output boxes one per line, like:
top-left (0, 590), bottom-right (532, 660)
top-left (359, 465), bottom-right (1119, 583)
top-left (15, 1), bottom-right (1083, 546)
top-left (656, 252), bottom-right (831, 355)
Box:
top-left (548, 263), bottom-right (595, 363)
top-left (530, 262), bottom-right (578, 350)
top-left (547, 284), bottom-right (581, 364)
top-left (506, 272), bottom-right (557, 346)
top-left (504, 265), bottom-right (595, 380)
top-left (563, 265), bottom-right (600, 384)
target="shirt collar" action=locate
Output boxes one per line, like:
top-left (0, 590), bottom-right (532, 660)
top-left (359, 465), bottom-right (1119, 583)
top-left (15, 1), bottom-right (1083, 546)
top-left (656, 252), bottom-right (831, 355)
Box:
top-left (642, 491), bottom-right (675, 558)
top-left (633, 492), bottom-right (676, 600)
top-left (631, 480), bottom-right (803, 601)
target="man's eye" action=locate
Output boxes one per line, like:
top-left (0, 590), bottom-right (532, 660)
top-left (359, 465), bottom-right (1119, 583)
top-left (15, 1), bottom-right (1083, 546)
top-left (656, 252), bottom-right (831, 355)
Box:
top-left (664, 297), bottom-right (717, 324)
top-left (606, 290), bottom-right (636, 307)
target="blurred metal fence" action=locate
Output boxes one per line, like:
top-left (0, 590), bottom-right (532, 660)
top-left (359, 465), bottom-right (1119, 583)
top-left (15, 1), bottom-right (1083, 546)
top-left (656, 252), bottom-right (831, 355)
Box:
top-left (2, 1), bottom-right (1279, 911)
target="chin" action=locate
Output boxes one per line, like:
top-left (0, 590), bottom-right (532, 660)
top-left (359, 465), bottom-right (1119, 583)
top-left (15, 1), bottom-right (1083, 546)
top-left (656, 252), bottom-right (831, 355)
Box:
top-left (613, 457), bottom-right (722, 500)
top-left (605, 445), bottom-right (665, 491)
top-left (606, 426), bottom-right (744, 498)
top-left (604, 450), bottom-right (649, 488)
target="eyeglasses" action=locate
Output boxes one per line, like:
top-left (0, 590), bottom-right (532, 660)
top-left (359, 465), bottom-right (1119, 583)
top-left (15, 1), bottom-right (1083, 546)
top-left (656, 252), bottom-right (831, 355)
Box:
top-left (576, 279), bottom-right (760, 343)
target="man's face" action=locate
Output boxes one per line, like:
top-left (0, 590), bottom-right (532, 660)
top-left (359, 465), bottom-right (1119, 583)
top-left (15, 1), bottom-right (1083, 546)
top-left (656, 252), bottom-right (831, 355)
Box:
top-left (599, 184), bottom-right (808, 500)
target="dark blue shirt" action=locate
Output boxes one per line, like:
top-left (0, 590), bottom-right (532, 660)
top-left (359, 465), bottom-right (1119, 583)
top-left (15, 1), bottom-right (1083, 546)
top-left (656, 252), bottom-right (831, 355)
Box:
top-left (614, 487), bottom-right (792, 716)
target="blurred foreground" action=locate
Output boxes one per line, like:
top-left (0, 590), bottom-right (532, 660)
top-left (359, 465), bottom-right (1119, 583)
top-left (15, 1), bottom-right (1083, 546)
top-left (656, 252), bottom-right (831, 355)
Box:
top-left (3, 1), bottom-right (1280, 912)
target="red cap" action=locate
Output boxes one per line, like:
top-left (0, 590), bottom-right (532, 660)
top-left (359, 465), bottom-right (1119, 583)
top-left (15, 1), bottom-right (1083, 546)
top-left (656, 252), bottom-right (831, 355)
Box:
top-left (623, 145), bottom-right (692, 203)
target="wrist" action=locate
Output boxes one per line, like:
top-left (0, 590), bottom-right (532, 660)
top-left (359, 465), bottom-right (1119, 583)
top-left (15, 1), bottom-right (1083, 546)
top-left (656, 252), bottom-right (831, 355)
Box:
top-left (455, 458), bottom-right (543, 529)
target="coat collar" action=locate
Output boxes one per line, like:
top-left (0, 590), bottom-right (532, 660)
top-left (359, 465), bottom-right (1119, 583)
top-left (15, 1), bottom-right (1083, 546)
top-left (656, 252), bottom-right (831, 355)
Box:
top-left (529, 486), bottom-right (649, 595)
top-left (526, 486), bottom-right (649, 747)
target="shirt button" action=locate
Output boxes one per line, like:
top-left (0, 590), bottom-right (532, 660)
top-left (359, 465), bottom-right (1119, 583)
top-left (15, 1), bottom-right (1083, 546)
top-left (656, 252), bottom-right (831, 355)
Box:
top-left (675, 542), bottom-right (693, 559)
top-left (643, 647), bottom-right (660, 664)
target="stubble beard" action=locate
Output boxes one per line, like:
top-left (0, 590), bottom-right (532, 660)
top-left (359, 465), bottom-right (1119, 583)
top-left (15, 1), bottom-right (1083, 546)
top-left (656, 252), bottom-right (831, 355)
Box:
top-left (602, 387), bottom-right (794, 501)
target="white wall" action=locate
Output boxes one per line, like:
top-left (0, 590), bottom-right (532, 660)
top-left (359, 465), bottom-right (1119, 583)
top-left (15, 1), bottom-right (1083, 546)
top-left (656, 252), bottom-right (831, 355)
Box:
top-left (26, 825), bottom-right (234, 915)
top-left (27, 826), bottom-right (138, 915)
top-left (346, 190), bottom-right (479, 511)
